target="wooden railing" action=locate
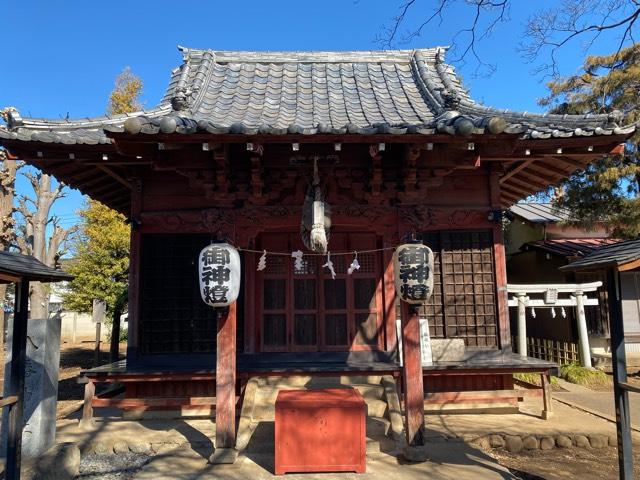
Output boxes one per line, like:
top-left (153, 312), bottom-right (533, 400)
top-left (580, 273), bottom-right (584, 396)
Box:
top-left (512, 336), bottom-right (579, 365)
top-left (0, 396), bottom-right (18, 408)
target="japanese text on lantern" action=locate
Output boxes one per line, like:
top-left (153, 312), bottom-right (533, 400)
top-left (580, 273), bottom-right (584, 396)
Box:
top-left (201, 246), bottom-right (231, 304)
top-left (198, 243), bottom-right (241, 307)
top-left (393, 243), bottom-right (434, 304)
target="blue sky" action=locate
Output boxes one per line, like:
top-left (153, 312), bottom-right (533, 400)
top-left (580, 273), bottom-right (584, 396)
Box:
top-left (0, 0), bottom-right (626, 228)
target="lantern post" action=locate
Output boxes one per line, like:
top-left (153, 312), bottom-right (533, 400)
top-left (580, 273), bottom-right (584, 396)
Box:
top-left (198, 242), bottom-right (240, 464)
top-left (393, 240), bottom-right (434, 454)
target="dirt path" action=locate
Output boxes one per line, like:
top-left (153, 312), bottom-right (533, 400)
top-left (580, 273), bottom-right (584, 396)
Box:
top-left (56, 342), bottom-right (125, 418)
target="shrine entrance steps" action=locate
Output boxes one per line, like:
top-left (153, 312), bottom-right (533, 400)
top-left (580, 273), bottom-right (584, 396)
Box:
top-left (236, 375), bottom-right (403, 455)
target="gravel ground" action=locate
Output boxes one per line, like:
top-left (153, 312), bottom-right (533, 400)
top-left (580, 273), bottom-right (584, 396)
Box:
top-left (76, 453), bottom-right (153, 480)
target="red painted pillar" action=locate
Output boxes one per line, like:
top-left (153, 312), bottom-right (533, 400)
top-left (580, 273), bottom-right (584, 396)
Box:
top-left (401, 302), bottom-right (425, 446)
top-left (215, 302), bottom-right (237, 449)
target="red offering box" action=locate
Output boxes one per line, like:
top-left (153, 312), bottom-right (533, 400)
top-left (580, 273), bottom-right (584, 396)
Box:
top-left (275, 388), bottom-right (366, 475)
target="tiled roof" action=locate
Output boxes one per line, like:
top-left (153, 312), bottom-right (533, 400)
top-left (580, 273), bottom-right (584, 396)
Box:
top-left (0, 251), bottom-right (74, 283)
top-left (0, 47), bottom-right (635, 144)
top-left (510, 203), bottom-right (571, 223)
top-left (523, 238), bottom-right (619, 258)
top-left (560, 239), bottom-right (640, 271)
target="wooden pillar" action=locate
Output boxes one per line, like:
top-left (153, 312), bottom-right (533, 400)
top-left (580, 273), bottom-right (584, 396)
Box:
top-left (243, 251), bottom-right (256, 354)
top-left (5, 279), bottom-right (29, 480)
top-left (516, 293), bottom-right (528, 357)
top-left (400, 302), bottom-right (425, 446)
top-left (540, 372), bottom-right (553, 420)
top-left (213, 302), bottom-right (237, 457)
top-left (573, 293), bottom-right (592, 369)
top-left (489, 167), bottom-right (511, 351)
top-left (607, 268), bottom-right (633, 479)
top-left (383, 248), bottom-right (398, 353)
top-left (80, 380), bottom-right (95, 428)
top-left (126, 179), bottom-right (142, 364)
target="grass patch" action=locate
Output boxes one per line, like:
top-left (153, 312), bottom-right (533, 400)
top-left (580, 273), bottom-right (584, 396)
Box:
top-left (513, 372), bottom-right (559, 387)
top-left (560, 363), bottom-right (611, 389)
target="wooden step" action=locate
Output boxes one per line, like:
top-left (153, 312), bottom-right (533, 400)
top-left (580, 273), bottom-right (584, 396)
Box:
top-left (366, 417), bottom-right (390, 437)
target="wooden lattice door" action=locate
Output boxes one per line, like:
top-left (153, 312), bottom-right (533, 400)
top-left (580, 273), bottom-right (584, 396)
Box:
top-left (256, 232), bottom-right (384, 352)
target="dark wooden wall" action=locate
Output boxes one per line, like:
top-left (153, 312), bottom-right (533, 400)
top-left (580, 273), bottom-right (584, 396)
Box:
top-left (127, 143), bottom-right (511, 363)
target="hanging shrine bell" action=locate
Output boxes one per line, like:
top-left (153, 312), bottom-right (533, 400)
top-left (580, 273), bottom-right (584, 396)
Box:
top-left (393, 241), bottom-right (434, 304)
top-left (198, 243), bottom-right (241, 307)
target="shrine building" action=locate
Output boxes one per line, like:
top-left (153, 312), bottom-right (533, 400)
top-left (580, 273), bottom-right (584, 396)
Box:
top-left (0, 47), bottom-right (635, 454)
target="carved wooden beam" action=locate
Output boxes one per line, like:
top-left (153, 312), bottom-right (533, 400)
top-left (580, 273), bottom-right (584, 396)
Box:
top-left (404, 144), bottom-right (420, 192)
top-left (368, 144), bottom-right (383, 197)
top-left (248, 144), bottom-right (264, 201)
top-left (215, 146), bottom-right (230, 195)
top-left (500, 159), bottom-right (534, 184)
top-left (96, 165), bottom-right (132, 190)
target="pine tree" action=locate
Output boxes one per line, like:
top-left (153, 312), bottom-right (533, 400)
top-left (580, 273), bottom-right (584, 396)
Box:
top-left (540, 44), bottom-right (640, 238)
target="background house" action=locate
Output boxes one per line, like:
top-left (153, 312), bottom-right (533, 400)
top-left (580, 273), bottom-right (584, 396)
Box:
top-left (506, 202), bottom-right (639, 363)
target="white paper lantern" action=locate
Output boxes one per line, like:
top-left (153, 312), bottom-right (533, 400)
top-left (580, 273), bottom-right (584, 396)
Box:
top-left (393, 242), bottom-right (434, 304)
top-left (198, 243), bottom-right (241, 307)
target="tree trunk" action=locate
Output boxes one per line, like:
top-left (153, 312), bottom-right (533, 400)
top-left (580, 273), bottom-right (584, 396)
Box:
top-left (29, 282), bottom-right (49, 319)
top-left (18, 173), bottom-right (76, 320)
top-left (109, 289), bottom-right (127, 363)
top-left (0, 156), bottom-right (19, 379)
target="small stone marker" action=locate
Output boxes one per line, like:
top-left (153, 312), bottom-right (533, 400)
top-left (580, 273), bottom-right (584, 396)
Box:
top-left (523, 436), bottom-right (539, 450)
top-left (540, 436), bottom-right (555, 450)
top-left (574, 435), bottom-right (590, 448)
top-left (589, 435), bottom-right (608, 449)
top-left (489, 434), bottom-right (505, 448)
top-left (504, 435), bottom-right (523, 453)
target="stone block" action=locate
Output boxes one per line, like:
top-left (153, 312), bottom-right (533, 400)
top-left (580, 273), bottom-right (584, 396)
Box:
top-left (32, 443), bottom-right (80, 480)
top-left (430, 339), bottom-right (466, 362)
top-left (556, 435), bottom-right (572, 448)
top-left (523, 436), bottom-right (539, 450)
top-left (608, 434), bottom-right (618, 447)
top-left (575, 435), bottom-right (590, 448)
top-left (92, 442), bottom-right (112, 455)
top-left (589, 435), bottom-right (608, 449)
top-left (113, 440), bottom-right (130, 454)
top-left (366, 438), bottom-right (380, 454)
top-left (130, 442), bottom-right (152, 454)
top-left (489, 434), bottom-right (505, 448)
top-left (365, 398), bottom-right (388, 418)
top-left (152, 443), bottom-right (179, 455)
top-left (402, 445), bottom-right (429, 462)
top-left (209, 448), bottom-right (238, 464)
top-left (504, 435), bottom-right (523, 453)
top-left (1, 316), bottom-right (63, 458)
top-left (540, 436), bottom-right (555, 450)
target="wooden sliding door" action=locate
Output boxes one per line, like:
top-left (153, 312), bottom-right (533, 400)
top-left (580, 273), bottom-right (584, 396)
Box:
top-left (256, 232), bottom-right (384, 352)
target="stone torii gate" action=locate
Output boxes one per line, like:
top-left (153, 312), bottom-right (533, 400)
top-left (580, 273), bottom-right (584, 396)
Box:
top-left (507, 282), bottom-right (602, 369)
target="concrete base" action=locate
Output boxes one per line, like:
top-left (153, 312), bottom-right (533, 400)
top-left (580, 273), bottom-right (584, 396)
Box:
top-left (402, 445), bottom-right (429, 462)
top-left (209, 448), bottom-right (238, 464)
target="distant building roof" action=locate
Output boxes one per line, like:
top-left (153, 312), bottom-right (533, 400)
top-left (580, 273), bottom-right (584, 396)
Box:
top-left (523, 238), bottom-right (619, 258)
top-left (510, 203), bottom-right (571, 224)
top-left (560, 239), bottom-right (640, 272)
top-left (0, 251), bottom-right (74, 283)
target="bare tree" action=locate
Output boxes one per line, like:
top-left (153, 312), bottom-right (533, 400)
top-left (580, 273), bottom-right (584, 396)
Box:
top-left (16, 172), bottom-right (77, 319)
top-left (378, 0), bottom-right (639, 76)
top-left (0, 107), bottom-right (22, 359)
top-left (0, 148), bottom-right (19, 358)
